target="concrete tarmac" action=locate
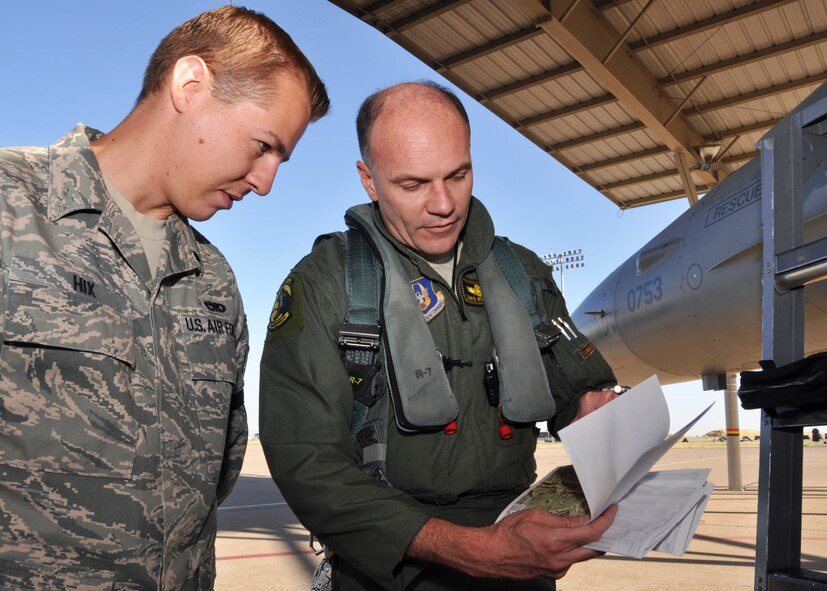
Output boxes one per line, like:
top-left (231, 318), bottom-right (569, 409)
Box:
top-left (216, 442), bottom-right (827, 590)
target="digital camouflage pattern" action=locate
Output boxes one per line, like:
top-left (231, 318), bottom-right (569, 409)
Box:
top-left (0, 125), bottom-right (249, 590)
top-left (523, 465), bottom-right (588, 517)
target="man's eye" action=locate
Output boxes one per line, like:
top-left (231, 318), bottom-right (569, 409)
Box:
top-left (401, 183), bottom-right (421, 192)
top-left (258, 141), bottom-right (271, 153)
top-left (450, 173), bottom-right (467, 183)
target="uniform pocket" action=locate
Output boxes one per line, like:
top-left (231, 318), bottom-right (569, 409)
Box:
top-left (175, 310), bottom-right (239, 482)
top-left (1, 266), bottom-right (139, 479)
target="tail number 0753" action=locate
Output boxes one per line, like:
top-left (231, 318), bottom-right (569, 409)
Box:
top-left (627, 277), bottom-right (663, 312)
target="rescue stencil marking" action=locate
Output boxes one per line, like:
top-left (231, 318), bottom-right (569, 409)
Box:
top-left (705, 179), bottom-right (761, 227)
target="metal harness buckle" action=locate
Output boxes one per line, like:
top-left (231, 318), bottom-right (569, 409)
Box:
top-left (338, 323), bottom-right (381, 351)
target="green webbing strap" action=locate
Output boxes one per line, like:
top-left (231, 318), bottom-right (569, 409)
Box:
top-left (342, 230), bottom-right (381, 433)
top-left (489, 237), bottom-right (541, 328)
top-left (479, 237), bottom-right (555, 423)
top-left (342, 230), bottom-right (391, 486)
top-left (344, 229), bottom-right (382, 328)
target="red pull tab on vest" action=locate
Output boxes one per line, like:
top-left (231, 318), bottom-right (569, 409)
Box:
top-left (444, 420), bottom-right (458, 435)
top-left (498, 408), bottom-right (513, 440)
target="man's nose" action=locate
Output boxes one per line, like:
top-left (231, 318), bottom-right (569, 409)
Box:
top-left (246, 157), bottom-right (279, 196)
top-left (427, 182), bottom-right (455, 215)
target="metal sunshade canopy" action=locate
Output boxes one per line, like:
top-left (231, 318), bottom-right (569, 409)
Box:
top-left (327, 0), bottom-right (827, 209)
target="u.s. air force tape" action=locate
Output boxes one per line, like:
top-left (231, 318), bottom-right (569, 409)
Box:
top-left (180, 315), bottom-right (236, 336)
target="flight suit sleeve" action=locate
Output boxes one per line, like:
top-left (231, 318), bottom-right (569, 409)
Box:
top-left (259, 258), bottom-right (434, 588)
top-left (518, 247), bottom-right (617, 435)
top-left (217, 292), bottom-right (249, 505)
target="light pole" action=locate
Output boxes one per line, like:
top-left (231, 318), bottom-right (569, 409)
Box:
top-left (541, 249), bottom-right (585, 298)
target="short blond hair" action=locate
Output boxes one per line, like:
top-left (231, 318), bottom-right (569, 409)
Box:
top-left (138, 5), bottom-right (330, 121)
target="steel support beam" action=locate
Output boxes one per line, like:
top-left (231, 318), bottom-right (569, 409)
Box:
top-left (438, 26), bottom-right (544, 72)
top-left (576, 146), bottom-right (671, 173)
top-left (704, 118), bottom-right (782, 142)
top-left (659, 30), bottom-right (827, 88)
top-left (674, 151), bottom-right (699, 205)
top-left (683, 74), bottom-right (827, 117)
top-left (481, 63), bottom-right (583, 102)
top-left (551, 122), bottom-right (645, 151)
top-left (616, 184), bottom-right (713, 209)
top-left (518, 94), bottom-right (617, 127)
top-left (630, 0), bottom-right (798, 52)
top-left (600, 168), bottom-right (676, 190)
top-left (386, 0), bottom-right (473, 35)
top-left (512, 0), bottom-right (719, 185)
top-left (724, 372), bottom-right (744, 490)
top-left (755, 103), bottom-right (806, 591)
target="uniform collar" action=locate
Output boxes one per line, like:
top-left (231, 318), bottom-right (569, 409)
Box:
top-left (47, 124), bottom-right (202, 281)
top-left (47, 124), bottom-right (109, 222)
top-left (366, 196), bottom-right (495, 271)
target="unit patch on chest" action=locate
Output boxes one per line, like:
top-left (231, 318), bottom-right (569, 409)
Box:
top-left (460, 277), bottom-right (484, 306)
top-left (410, 277), bottom-right (445, 323)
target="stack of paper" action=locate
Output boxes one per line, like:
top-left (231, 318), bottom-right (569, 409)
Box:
top-left (560, 375), bottom-right (714, 558)
top-left (498, 375), bottom-right (714, 559)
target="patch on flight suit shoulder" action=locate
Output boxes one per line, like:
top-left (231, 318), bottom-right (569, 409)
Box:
top-left (266, 275), bottom-right (304, 339)
top-left (460, 276), bottom-right (484, 306)
top-left (578, 341), bottom-right (596, 360)
top-left (410, 277), bottom-right (445, 323)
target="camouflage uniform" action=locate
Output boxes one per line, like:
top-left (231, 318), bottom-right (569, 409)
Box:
top-left (0, 125), bottom-right (249, 590)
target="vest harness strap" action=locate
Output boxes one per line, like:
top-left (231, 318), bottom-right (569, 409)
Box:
top-left (338, 203), bottom-right (557, 478)
top-left (477, 241), bottom-right (555, 422)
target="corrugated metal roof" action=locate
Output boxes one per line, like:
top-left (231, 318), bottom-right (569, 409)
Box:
top-left (326, 0), bottom-right (827, 208)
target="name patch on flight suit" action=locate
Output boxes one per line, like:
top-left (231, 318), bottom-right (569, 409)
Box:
top-left (410, 277), bottom-right (445, 323)
top-left (266, 275), bottom-right (304, 339)
top-left (579, 341), bottom-right (596, 360)
top-left (460, 277), bottom-right (484, 306)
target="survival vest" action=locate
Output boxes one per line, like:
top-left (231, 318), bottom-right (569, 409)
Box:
top-left (328, 204), bottom-right (565, 484)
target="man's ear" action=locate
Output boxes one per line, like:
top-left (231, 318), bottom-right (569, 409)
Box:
top-left (170, 55), bottom-right (209, 114)
top-left (356, 161), bottom-right (379, 203)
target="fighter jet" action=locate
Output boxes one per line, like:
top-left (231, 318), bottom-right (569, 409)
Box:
top-left (572, 83), bottom-right (827, 387)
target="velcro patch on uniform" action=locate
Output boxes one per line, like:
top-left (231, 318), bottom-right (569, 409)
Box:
top-left (410, 277), bottom-right (445, 323)
top-left (266, 275), bottom-right (304, 339)
top-left (578, 341), bottom-right (596, 360)
top-left (460, 276), bottom-right (484, 306)
top-left (181, 315), bottom-right (236, 336)
top-left (349, 364), bottom-right (378, 406)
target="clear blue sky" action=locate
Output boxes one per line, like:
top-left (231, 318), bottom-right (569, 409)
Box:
top-left (0, 0), bottom-right (764, 436)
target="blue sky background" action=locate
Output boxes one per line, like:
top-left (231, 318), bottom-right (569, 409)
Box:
top-left (0, 0), bottom-right (768, 436)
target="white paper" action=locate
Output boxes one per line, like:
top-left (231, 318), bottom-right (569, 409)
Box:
top-left (497, 375), bottom-right (715, 559)
top-left (585, 469), bottom-right (711, 558)
top-left (559, 375), bottom-right (714, 519)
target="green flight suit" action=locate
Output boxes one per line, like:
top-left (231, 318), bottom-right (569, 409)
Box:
top-left (260, 199), bottom-right (614, 590)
